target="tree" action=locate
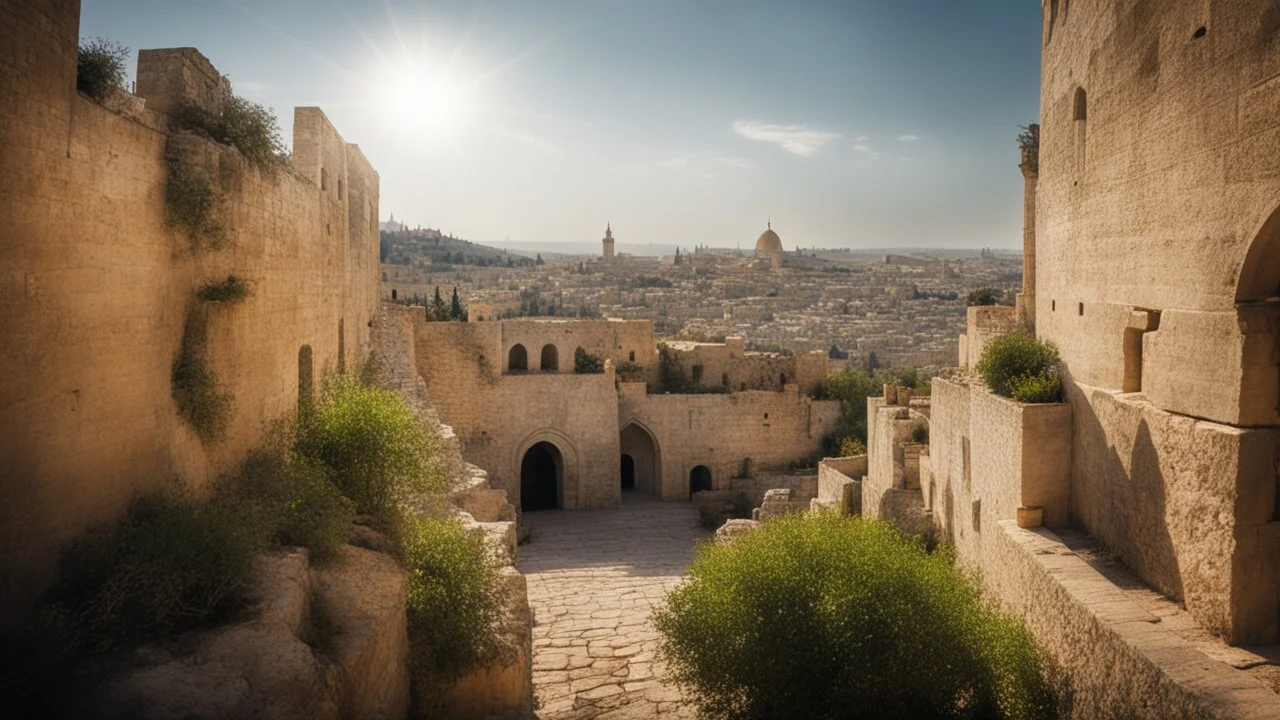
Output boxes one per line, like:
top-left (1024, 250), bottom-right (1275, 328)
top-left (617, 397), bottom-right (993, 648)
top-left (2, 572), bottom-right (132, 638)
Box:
top-left (535, 253), bottom-right (545, 265)
top-left (449, 287), bottom-right (464, 321)
top-left (431, 286), bottom-right (446, 322)
top-left (828, 344), bottom-right (849, 360)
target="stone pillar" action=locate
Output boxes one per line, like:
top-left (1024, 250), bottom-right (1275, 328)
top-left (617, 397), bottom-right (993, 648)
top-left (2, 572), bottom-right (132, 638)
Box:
top-left (1016, 148), bottom-right (1038, 328)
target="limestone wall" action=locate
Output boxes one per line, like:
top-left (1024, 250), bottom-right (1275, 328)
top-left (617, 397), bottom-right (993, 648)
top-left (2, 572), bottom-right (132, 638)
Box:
top-left (0, 0), bottom-right (379, 613)
top-left (410, 317), bottom-right (622, 510)
top-left (499, 318), bottom-right (657, 374)
top-left (620, 388), bottom-right (839, 502)
top-left (1036, 0), bottom-right (1280, 425)
top-left (662, 339), bottom-right (825, 393)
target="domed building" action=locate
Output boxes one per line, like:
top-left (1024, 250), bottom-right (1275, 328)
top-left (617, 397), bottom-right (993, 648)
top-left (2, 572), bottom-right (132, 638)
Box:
top-left (754, 221), bottom-right (785, 271)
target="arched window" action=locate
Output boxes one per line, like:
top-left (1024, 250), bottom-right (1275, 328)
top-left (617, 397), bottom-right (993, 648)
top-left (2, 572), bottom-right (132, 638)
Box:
top-left (509, 344), bottom-right (528, 372)
top-left (1073, 87), bottom-right (1088, 121)
top-left (541, 344), bottom-right (559, 372)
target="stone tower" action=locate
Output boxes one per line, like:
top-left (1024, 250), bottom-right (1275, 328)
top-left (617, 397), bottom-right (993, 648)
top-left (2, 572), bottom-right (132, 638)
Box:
top-left (602, 223), bottom-right (615, 265)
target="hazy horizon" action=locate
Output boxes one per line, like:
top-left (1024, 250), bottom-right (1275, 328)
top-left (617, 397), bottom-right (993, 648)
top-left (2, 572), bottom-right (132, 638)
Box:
top-left (83, 0), bottom-right (1041, 252)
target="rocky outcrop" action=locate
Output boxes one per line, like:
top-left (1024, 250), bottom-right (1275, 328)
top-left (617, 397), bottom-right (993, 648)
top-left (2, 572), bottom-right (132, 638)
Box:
top-left (88, 546), bottom-right (410, 720)
top-left (715, 518), bottom-right (762, 543)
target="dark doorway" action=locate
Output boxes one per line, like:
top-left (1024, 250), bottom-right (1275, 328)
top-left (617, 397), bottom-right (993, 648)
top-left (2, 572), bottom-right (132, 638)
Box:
top-left (689, 465), bottom-right (712, 497)
top-left (521, 441), bottom-right (561, 511)
top-left (621, 453), bottom-right (636, 490)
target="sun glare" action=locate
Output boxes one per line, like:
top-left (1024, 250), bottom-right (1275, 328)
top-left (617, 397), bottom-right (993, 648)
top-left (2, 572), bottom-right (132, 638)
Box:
top-left (380, 60), bottom-right (469, 140)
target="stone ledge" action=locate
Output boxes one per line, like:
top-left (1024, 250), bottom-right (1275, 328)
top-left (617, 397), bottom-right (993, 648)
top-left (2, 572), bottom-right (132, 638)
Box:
top-left (995, 521), bottom-right (1280, 719)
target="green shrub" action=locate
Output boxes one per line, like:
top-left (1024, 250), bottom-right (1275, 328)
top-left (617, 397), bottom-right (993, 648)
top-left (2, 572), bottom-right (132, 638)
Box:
top-left (838, 436), bottom-right (866, 457)
top-left (295, 374), bottom-right (447, 526)
top-left (966, 288), bottom-right (1003, 306)
top-left (230, 447), bottom-right (354, 562)
top-left (77, 38), bottom-right (128, 100)
top-left (174, 96), bottom-right (289, 171)
top-left (165, 158), bottom-right (222, 242)
top-left (401, 515), bottom-right (507, 682)
top-left (197, 275), bottom-right (250, 303)
top-left (171, 311), bottom-right (231, 442)
top-left (574, 347), bottom-right (604, 374)
top-left (45, 490), bottom-right (270, 654)
top-left (976, 333), bottom-right (1061, 402)
top-left (1009, 369), bottom-right (1064, 404)
top-left (655, 514), bottom-right (1057, 720)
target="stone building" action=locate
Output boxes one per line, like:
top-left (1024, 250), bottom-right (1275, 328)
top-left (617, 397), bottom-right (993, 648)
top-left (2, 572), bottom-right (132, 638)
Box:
top-left (0, 1), bottom-right (380, 613)
top-left (403, 311), bottom-right (839, 511)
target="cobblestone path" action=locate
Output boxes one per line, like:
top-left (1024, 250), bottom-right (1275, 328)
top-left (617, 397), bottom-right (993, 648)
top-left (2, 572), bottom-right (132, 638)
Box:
top-left (518, 493), bottom-right (708, 719)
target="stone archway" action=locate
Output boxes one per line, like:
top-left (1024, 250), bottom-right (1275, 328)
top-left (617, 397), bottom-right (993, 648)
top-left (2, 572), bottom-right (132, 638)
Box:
top-left (619, 421), bottom-right (659, 496)
top-left (541, 344), bottom-right (559, 372)
top-left (521, 441), bottom-right (562, 511)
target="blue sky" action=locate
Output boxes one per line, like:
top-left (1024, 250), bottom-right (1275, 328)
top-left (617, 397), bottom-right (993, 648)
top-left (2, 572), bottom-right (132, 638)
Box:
top-left (82, 0), bottom-right (1041, 250)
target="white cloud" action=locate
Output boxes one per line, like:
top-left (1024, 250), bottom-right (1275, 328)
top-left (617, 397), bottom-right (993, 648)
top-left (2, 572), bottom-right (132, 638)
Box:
top-left (851, 144), bottom-right (872, 153)
top-left (897, 134), bottom-right (922, 141)
top-left (733, 120), bottom-right (841, 157)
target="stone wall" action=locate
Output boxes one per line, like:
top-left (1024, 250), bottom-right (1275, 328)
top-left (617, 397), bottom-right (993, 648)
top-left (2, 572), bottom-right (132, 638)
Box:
top-left (663, 338), bottom-right (829, 394)
top-left (0, 0), bottom-right (379, 614)
top-left (1036, 0), bottom-right (1280, 427)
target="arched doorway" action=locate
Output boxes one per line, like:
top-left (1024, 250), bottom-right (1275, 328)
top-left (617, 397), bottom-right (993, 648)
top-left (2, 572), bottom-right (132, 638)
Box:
top-left (689, 465), bottom-right (712, 497)
top-left (509, 344), bottom-right (528, 372)
top-left (621, 454), bottom-right (636, 490)
top-left (619, 422), bottom-right (659, 496)
top-left (520, 441), bottom-right (562, 511)
top-left (541, 344), bottom-right (559, 372)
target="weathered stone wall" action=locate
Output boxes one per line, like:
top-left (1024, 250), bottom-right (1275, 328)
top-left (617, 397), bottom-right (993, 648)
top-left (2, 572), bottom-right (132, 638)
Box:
top-left (664, 338), bottom-right (829, 394)
top-left (0, 0), bottom-right (379, 613)
top-left (1069, 381), bottom-right (1280, 645)
top-left (620, 386), bottom-right (838, 501)
top-left (1036, 0), bottom-right (1280, 426)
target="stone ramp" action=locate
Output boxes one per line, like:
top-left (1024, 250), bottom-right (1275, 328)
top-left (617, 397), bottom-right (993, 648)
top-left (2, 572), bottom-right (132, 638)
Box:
top-left (518, 494), bottom-right (707, 719)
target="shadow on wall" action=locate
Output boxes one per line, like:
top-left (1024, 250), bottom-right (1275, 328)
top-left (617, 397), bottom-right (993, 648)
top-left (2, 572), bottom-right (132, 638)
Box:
top-left (1067, 379), bottom-right (1183, 605)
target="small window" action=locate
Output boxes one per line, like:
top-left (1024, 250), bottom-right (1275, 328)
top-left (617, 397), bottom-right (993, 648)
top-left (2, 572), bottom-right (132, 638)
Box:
top-left (764, 412), bottom-right (769, 420)
top-left (1073, 87), bottom-right (1088, 121)
top-left (628, 351), bottom-right (636, 362)
top-left (1078, 302), bottom-right (1084, 316)
top-left (321, 168), bottom-right (329, 191)
top-left (338, 178), bottom-right (344, 199)
top-left (1051, 299), bottom-right (1056, 312)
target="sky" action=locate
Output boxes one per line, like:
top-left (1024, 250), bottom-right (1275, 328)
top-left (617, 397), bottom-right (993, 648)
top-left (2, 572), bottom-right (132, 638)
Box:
top-left (81, 0), bottom-right (1042, 251)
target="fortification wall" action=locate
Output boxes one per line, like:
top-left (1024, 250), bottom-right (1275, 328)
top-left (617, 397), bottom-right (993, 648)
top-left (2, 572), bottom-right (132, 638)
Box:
top-left (1033, 0), bottom-right (1280, 645)
top-left (619, 387), bottom-right (838, 501)
top-left (1037, 0), bottom-right (1280, 425)
top-left (961, 305), bottom-right (1021, 369)
top-left (0, 0), bottom-right (379, 613)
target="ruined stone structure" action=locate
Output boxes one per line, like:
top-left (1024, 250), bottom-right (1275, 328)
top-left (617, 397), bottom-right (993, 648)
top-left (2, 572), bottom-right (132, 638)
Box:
top-left (403, 310), bottom-right (840, 511)
top-left (0, 0), bottom-right (379, 613)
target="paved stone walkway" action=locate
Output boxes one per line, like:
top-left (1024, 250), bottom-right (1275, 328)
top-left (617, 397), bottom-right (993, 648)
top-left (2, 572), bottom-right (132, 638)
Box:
top-left (518, 493), bottom-right (708, 719)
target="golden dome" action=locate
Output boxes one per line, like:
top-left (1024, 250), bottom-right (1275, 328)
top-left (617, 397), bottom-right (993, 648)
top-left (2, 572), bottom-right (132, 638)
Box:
top-left (755, 224), bottom-right (783, 253)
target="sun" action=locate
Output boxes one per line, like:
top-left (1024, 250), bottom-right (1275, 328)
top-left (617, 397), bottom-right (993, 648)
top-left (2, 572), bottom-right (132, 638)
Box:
top-left (379, 60), bottom-right (469, 140)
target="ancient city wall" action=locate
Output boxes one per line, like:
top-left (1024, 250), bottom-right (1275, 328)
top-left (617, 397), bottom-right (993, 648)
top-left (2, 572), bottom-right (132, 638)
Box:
top-left (498, 318), bottom-right (657, 373)
top-left (960, 305), bottom-right (1022, 369)
top-left (0, 0), bottom-right (379, 613)
top-left (1034, 0), bottom-right (1280, 645)
top-left (663, 338), bottom-right (828, 394)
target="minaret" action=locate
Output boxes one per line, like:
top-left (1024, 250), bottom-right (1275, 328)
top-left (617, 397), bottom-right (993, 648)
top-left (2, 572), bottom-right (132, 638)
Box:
top-left (602, 222), bottom-right (615, 265)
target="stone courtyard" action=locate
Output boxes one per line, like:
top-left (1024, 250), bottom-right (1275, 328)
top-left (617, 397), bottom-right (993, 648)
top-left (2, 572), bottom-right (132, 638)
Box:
top-left (518, 494), bottom-right (708, 718)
